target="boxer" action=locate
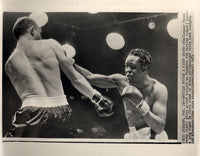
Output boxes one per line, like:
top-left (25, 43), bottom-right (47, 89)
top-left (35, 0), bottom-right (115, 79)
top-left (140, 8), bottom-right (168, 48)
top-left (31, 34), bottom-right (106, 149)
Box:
top-left (74, 48), bottom-right (168, 140)
top-left (5, 17), bottom-right (113, 137)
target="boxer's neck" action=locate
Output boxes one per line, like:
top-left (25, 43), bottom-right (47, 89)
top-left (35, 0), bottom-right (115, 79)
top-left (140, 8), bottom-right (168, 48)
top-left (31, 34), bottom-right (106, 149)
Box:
top-left (17, 35), bottom-right (35, 47)
top-left (130, 74), bottom-right (151, 90)
top-left (18, 34), bottom-right (35, 42)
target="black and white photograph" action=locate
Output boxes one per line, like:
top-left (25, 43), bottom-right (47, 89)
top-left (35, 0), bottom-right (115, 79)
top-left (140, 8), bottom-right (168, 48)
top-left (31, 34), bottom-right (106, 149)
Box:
top-left (2, 12), bottom-right (178, 142)
top-left (1, 0), bottom-right (200, 154)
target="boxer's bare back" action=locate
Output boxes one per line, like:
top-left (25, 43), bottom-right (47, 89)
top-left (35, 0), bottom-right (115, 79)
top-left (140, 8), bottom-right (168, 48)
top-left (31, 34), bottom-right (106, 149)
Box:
top-left (5, 39), bottom-right (65, 100)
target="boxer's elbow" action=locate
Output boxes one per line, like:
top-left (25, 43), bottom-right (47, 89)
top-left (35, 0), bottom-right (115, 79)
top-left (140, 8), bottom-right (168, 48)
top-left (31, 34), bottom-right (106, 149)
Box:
top-left (72, 76), bottom-right (83, 86)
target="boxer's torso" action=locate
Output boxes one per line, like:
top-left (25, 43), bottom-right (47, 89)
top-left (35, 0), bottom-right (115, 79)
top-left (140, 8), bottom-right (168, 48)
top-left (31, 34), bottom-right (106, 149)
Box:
top-left (117, 76), bottom-right (157, 127)
top-left (5, 39), bottom-right (65, 100)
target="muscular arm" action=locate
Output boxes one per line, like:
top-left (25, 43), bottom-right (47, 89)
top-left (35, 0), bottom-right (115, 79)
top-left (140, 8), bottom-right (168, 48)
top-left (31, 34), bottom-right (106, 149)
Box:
top-left (50, 39), bottom-right (99, 99)
top-left (74, 63), bottom-right (123, 89)
top-left (144, 85), bottom-right (168, 134)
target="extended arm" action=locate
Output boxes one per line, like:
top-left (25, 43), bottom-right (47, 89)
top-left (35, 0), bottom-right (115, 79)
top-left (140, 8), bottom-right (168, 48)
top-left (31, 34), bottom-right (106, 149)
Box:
top-left (50, 39), bottom-right (114, 117)
top-left (74, 63), bottom-right (122, 89)
top-left (50, 39), bottom-right (99, 99)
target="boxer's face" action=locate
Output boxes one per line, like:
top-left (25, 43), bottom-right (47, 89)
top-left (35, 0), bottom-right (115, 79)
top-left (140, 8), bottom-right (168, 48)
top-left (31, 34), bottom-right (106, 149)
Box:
top-left (125, 55), bottom-right (144, 83)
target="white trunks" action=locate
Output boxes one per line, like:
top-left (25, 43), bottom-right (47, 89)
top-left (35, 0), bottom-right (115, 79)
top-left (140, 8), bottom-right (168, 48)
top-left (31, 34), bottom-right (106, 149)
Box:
top-left (124, 126), bottom-right (168, 141)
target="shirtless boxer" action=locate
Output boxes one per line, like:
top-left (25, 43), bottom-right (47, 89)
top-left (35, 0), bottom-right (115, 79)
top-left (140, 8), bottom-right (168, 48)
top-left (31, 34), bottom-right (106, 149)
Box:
top-left (5, 17), bottom-right (113, 137)
top-left (74, 48), bottom-right (168, 140)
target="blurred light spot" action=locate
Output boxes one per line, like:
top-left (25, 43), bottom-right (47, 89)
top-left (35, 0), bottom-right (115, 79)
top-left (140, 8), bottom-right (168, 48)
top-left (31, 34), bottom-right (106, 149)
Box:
top-left (106, 33), bottom-right (125, 50)
top-left (76, 128), bottom-right (84, 134)
top-left (148, 21), bottom-right (156, 30)
top-left (62, 43), bottom-right (76, 58)
top-left (167, 19), bottom-right (179, 39)
top-left (91, 126), bottom-right (106, 137)
top-left (81, 95), bottom-right (89, 100)
top-left (29, 12), bottom-right (48, 27)
top-left (69, 96), bottom-right (74, 100)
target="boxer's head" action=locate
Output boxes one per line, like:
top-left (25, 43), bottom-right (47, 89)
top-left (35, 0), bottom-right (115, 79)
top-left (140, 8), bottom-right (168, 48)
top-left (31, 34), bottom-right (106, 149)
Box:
top-left (13, 17), bottom-right (42, 40)
top-left (125, 48), bottom-right (152, 83)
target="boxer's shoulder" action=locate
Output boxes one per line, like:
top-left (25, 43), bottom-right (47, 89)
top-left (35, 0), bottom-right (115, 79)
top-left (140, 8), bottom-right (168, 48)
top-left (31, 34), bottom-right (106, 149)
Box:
top-left (32, 39), bottom-right (54, 47)
top-left (5, 49), bottom-right (33, 77)
top-left (5, 57), bottom-right (13, 75)
top-left (151, 79), bottom-right (168, 98)
top-left (30, 39), bottom-right (57, 49)
top-left (41, 39), bottom-right (64, 55)
top-left (44, 38), bottom-right (61, 47)
top-left (30, 39), bottom-right (58, 57)
top-left (5, 49), bottom-right (24, 65)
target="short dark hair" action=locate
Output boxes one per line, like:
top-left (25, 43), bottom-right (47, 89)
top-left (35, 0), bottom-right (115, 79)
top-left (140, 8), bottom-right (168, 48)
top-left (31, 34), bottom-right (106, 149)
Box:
top-left (13, 17), bottom-right (38, 40)
top-left (128, 48), bottom-right (152, 70)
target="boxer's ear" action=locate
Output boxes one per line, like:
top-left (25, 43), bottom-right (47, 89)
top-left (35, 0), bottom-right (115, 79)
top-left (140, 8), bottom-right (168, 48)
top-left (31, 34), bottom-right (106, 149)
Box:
top-left (29, 26), bottom-right (35, 37)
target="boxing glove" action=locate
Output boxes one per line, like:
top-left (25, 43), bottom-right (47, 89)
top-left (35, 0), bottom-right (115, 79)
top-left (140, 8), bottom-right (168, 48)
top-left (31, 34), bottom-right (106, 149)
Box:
top-left (122, 85), bottom-right (143, 104)
top-left (91, 94), bottom-right (114, 117)
top-left (122, 85), bottom-right (150, 116)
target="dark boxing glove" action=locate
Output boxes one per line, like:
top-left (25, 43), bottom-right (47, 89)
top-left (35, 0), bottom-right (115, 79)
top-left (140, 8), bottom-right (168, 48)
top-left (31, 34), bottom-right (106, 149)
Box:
top-left (122, 85), bottom-right (150, 116)
top-left (91, 94), bottom-right (114, 117)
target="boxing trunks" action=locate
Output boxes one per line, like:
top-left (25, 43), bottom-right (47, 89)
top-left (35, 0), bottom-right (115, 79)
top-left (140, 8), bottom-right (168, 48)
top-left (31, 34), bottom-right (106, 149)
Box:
top-left (124, 124), bottom-right (168, 141)
top-left (7, 95), bottom-right (73, 138)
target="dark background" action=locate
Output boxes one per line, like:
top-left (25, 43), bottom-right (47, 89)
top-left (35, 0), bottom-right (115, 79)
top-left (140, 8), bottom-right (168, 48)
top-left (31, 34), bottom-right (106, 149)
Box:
top-left (2, 12), bottom-right (178, 139)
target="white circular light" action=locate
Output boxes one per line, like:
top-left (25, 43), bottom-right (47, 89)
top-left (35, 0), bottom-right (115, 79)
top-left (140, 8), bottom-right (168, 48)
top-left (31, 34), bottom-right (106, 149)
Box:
top-left (148, 21), bottom-right (156, 30)
top-left (29, 12), bottom-right (48, 27)
top-left (62, 43), bottom-right (76, 58)
top-left (167, 19), bottom-right (179, 39)
top-left (106, 33), bottom-right (125, 50)
top-left (88, 11), bottom-right (99, 14)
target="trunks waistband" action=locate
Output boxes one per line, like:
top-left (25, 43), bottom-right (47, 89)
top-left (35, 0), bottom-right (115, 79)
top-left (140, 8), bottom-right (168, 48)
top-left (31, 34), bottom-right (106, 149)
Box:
top-left (21, 95), bottom-right (69, 108)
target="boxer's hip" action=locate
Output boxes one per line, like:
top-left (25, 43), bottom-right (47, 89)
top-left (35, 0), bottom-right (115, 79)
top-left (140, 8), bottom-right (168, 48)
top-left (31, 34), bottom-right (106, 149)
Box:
top-left (124, 126), bottom-right (168, 141)
top-left (12, 95), bottom-right (72, 128)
